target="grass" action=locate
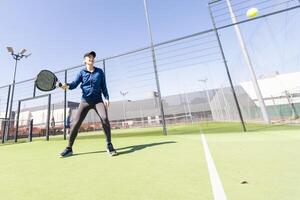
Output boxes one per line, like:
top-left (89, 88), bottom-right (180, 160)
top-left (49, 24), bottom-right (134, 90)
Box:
top-left (0, 122), bottom-right (299, 200)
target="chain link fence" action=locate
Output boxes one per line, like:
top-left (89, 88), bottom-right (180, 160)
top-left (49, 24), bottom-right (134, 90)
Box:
top-left (1, 0), bottom-right (300, 142)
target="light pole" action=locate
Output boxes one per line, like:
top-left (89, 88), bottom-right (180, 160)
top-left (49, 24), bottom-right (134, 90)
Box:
top-left (120, 91), bottom-right (128, 127)
top-left (143, 0), bottom-right (167, 135)
top-left (223, 0), bottom-right (270, 124)
top-left (5, 47), bottom-right (31, 141)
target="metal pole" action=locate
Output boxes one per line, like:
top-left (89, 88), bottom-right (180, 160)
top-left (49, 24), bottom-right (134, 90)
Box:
top-left (28, 119), bottom-right (33, 142)
top-left (2, 85), bottom-right (11, 143)
top-left (208, 3), bottom-right (246, 131)
top-left (103, 59), bottom-right (106, 74)
top-left (46, 94), bottom-right (51, 141)
top-left (14, 100), bottom-right (21, 142)
top-left (33, 82), bottom-right (36, 97)
top-left (224, 0), bottom-right (270, 124)
top-left (122, 98), bottom-right (126, 123)
top-left (120, 91), bottom-right (128, 127)
top-left (63, 70), bottom-right (67, 140)
top-left (143, 0), bottom-right (167, 135)
top-left (6, 58), bottom-right (18, 140)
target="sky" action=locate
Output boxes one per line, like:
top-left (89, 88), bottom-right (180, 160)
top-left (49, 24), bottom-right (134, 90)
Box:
top-left (0, 0), bottom-right (211, 85)
top-left (1, 0), bottom-right (300, 103)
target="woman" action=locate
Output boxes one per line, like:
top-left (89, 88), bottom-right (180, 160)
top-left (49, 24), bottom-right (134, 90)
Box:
top-left (60, 51), bottom-right (117, 157)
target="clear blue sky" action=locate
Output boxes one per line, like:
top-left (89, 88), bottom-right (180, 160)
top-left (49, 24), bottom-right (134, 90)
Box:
top-left (1, 0), bottom-right (299, 102)
top-left (0, 0), bottom-right (211, 86)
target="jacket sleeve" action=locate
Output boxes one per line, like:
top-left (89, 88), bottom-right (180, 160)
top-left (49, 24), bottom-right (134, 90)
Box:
top-left (101, 70), bottom-right (109, 100)
top-left (68, 71), bottom-right (82, 90)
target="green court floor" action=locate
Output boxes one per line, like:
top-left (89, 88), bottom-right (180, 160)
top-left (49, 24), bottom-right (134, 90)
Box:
top-left (0, 123), bottom-right (299, 200)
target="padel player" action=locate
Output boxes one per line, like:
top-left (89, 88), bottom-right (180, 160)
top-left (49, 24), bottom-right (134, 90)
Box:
top-left (59, 51), bottom-right (117, 157)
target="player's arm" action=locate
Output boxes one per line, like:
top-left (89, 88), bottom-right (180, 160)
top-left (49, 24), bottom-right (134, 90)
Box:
top-left (61, 71), bottom-right (82, 90)
top-left (101, 70), bottom-right (110, 107)
top-left (101, 70), bottom-right (109, 101)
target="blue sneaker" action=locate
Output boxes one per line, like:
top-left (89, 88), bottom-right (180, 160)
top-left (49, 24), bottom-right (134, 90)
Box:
top-left (60, 147), bottom-right (73, 158)
top-left (107, 143), bottom-right (118, 156)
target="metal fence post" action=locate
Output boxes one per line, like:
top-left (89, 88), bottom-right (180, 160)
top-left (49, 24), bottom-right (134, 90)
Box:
top-left (14, 100), bottom-right (21, 142)
top-left (103, 59), bottom-right (106, 74)
top-left (143, 0), bottom-right (167, 135)
top-left (208, 2), bottom-right (246, 132)
top-left (63, 70), bottom-right (67, 140)
top-left (28, 119), bottom-right (33, 142)
top-left (46, 94), bottom-right (51, 141)
top-left (33, 82), bottom-right (36, 97)
top-left (2, 85), bottom-right (11, 143)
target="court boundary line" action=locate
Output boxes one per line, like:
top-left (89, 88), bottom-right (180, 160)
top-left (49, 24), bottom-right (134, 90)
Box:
top-left (201, 133), bottom-right (227, 200)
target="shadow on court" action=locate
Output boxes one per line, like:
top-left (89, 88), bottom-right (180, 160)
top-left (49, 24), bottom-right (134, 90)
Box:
top-left (73, 150), bottom-right (106, 156)
top-left (116, 141), bottom-right (176, 155)
top-left (72, 141), bottom-right (176, 157)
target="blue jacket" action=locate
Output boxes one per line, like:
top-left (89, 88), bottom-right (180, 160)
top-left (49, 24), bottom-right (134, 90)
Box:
top-left (68, 67), bottom-right (109, 103)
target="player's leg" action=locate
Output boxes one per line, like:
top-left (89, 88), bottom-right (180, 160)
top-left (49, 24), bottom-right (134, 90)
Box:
top-left (94, 102), bottom-right (117, 156)
top-left (60, 102), bottom-right (91, 157)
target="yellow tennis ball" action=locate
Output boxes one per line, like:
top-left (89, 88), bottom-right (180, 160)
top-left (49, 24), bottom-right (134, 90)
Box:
top-left (246, 8), bottom-right (258, 18)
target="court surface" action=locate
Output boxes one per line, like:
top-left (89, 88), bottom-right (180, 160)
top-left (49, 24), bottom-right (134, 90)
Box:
top-left (0, 123), bottom-right (299, 200)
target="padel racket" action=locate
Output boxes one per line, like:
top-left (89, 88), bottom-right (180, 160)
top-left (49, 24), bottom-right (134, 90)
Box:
top-left (35, 70), bottom-right (62, 92)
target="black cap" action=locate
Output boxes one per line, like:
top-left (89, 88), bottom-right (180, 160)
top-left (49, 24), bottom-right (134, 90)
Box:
top-left (83, 51), bottom-right (96, 58)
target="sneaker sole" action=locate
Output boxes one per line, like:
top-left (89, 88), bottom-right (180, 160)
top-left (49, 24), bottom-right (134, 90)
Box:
top-left (60, 152), bottom-right (73, 158)
top-left (107, 150), bottom-right (118, 156)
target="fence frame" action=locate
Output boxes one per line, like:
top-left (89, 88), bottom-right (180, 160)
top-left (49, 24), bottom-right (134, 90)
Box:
top-left (15, 94), bottom-right (51, 142)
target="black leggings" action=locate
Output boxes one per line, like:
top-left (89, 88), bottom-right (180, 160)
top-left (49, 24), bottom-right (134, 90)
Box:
top-left (68, 101), bottom-right (111, 147)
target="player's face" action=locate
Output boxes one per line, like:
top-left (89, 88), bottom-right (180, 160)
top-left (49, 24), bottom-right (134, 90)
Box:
top-left (85, 55), bottom-right (95, 65)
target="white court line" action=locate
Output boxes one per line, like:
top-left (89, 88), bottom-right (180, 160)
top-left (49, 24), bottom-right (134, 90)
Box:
top-left (201, 134), bottom-right (227, 200)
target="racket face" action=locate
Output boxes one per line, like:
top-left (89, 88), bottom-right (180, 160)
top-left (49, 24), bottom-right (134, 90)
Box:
top-left (35, 70), bottom-right (58, 91)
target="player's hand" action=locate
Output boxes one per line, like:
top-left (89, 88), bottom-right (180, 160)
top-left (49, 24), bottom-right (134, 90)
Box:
top-left (60, 83), bottom-right (69, 91)
top-left (104, 99), bottom-right (110, 108)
